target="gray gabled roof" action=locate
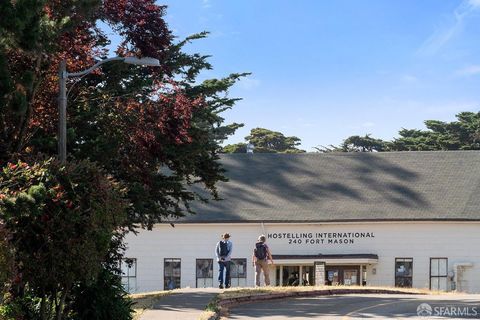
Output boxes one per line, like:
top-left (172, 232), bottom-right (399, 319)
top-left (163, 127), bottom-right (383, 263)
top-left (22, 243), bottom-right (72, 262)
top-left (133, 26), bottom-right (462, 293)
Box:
top-left (178, 151), bottom-right (480, 223)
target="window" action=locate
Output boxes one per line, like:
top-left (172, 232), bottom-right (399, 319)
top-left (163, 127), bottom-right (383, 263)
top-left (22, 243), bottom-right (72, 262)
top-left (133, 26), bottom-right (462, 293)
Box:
top-left (196, 259), bottom-right (213, 288)
top-left (230, 259), bottom-right (247, 287)
top-left (430, 258), bottom-right (448, 291)
top-left (164, 258), bottom-right (181, 290)
top-left (343, 269), bottom-right (358, 286)
top-left (120, 258), bottom-right (137, 293)
top-left (395, 258), bottom-right (413, 288)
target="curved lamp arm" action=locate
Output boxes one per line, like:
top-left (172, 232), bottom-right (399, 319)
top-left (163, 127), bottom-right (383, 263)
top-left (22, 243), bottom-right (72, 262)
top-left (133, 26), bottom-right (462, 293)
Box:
top-left (67, 57), bottom-right (124, 77)
top-left (67, 56), bottom-right (160, 77)
top-left (58, 56), bottom-right (160, 163)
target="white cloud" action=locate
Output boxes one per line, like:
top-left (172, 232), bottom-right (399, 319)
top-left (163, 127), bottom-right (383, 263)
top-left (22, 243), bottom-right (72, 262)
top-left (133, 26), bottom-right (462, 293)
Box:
top-left (417, 0), bottom-right (480, 56)
top-left (456, 65), bottom-right (480, 76)
top-left (202, 0), bottom-right (211, 8)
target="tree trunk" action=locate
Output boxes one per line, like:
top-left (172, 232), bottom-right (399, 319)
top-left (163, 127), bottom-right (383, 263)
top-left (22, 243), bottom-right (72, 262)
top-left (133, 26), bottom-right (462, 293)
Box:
top-left (56, 287), bottom-right (69, 320)
top-left (47, 296), bottom-right (54, 320)
top-left (13, 54), bottom-right (43, 154)
top-left (40, 294), bottom-right (46, 320)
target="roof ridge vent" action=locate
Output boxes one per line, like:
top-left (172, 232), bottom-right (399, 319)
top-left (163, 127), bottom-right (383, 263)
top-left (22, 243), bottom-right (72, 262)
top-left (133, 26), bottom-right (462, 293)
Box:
top-left (246, 143), bottom-right (254, 154)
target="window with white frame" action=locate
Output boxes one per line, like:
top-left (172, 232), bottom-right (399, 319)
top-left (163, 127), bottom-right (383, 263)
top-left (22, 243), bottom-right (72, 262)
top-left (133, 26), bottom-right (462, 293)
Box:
top-left (164, 258), bottom-right (181, 290)
top-left (395, 258), bottom-right (413, 288)
top-left (430, 258), bottom-right (448, 291)
top-left (121, 258), bottom-right (137, 293)
top-left (196, 259), bottom-right (213, 288)
top-left (230, 259), bottom-right (247, 287)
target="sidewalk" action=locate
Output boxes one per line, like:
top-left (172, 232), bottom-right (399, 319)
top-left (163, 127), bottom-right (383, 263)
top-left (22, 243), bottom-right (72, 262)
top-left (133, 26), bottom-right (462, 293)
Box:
top-left (139, 288), bottom-right (220, 320)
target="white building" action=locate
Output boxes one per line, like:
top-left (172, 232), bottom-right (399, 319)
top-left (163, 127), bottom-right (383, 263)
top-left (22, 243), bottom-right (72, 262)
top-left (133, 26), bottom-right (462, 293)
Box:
top-left (123, 151), bottom-right (480, 293)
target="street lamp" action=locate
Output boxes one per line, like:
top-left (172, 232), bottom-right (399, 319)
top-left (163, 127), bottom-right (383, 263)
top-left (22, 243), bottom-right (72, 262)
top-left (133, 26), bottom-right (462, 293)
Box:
top-left (58, 56), bottom-right (160, 163)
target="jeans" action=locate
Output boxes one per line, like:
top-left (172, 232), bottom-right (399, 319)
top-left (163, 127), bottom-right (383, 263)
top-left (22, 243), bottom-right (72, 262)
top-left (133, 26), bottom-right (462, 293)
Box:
top-left (218, 260), bottom-right (231, 286)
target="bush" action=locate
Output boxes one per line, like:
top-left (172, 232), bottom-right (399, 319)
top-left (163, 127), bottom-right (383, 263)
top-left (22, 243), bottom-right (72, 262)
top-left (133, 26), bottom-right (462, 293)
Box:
top-left (67, 268), bottom-right (133, 320)
top-left (0, 159), bottom-right (129, 320)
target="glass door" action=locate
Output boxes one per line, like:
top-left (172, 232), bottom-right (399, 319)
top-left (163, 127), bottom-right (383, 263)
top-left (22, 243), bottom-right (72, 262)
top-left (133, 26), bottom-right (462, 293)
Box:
top-left (326, 269), bottom-right (340, 285)
top-left (276, 266), bottom-right (315, 286)
top-left (283, 266), bottom-right (300, 286)
top-left (302, 266), bottom-right (314, 286)
top-left (343, 269), bottom-right (358, 286)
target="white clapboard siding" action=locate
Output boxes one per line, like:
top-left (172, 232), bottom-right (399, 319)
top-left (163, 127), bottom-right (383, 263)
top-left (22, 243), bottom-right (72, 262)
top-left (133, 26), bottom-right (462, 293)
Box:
top-left (124, 221), bottom-right (480, 293)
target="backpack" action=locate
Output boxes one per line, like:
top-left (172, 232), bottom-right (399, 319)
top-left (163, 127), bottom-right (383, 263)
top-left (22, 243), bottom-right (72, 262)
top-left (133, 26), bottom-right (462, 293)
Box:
top-left (219, 241), bottom-right (229, 257)
top-left (254, 242), bottom-right (267, 260)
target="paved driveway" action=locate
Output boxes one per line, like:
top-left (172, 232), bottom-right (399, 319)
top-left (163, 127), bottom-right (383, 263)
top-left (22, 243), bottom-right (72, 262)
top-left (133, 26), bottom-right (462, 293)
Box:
top-left (228, 293), bottom-right (480, 319)
top-left (139, 288), bottom-right (220, 320)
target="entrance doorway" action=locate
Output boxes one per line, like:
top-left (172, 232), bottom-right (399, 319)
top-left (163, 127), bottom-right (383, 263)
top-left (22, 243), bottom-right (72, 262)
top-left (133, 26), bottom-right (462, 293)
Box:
top-left (275, 265), bottom-right (315, 286)
top-left (325, 265), bottom-right (360, 286)
top-left (275, 264), bottom-right (364, 286)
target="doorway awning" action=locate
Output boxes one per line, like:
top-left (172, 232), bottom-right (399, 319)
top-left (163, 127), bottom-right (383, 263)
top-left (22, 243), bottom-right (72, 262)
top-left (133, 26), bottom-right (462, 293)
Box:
top-left (272, 253), bottom-right (378, 265)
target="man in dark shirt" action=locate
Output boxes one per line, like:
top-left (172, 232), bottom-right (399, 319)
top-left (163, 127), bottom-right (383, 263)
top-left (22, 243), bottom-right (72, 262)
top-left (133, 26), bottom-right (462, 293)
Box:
top-left (252, 234), bottom-right (274, 286)
top-left (215, 233), bottom-right (233, 289)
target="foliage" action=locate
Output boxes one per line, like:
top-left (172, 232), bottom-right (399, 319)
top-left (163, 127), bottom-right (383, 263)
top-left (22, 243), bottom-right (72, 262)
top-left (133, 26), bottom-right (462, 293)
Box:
top-left (1, 1), bottom-right (244, 319)
top-left (321, 111), bottom-right (480, 152)
top-left (246, 128), bottom-right (304, 153)
top-left (222, 128), bottom-right (305, 153)
top-left (0, 224), bottom-right (13, 293)
top-left (222, 143), bottom-right (247, 153)
top-left (0, 0), bottom-right (245, 230)
top-left (0, 159), bottom-right (128, 319)
top-left (67, 268), bottom-right (133, 320)
top-left (391, 112), bottom-right (480, 151)
top-left (342, 135), bottom-right (390, 152)
top-left (0, 291), bottom-right (41, 320)
top-left (316, 134), bottom-right (390, 152)
top-left (204, 296), bottom-right (220, 313)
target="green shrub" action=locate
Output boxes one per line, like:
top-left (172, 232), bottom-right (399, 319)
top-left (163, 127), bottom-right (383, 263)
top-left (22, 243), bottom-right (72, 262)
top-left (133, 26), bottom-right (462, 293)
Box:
top-left (0, 159), bottom-right (129, 320)
top-left (67, 269), bottom-right (133, 320)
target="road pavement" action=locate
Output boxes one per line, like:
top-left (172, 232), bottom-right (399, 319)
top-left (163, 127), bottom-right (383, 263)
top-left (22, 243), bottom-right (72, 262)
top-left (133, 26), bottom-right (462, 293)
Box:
top-left (139, 288), bottom-right (220, 320)
top-left (228, 293), bottom-right (480, 319)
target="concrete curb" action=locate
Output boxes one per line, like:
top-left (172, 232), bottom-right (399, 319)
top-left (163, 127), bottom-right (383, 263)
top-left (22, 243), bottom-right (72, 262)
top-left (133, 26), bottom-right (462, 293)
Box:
top-left (213, 288), bottom-right (423, 319)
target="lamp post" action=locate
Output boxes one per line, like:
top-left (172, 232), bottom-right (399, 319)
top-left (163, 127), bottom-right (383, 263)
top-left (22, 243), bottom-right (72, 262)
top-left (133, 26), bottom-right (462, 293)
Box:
top-left (58, 56), bottom-right (160, 163)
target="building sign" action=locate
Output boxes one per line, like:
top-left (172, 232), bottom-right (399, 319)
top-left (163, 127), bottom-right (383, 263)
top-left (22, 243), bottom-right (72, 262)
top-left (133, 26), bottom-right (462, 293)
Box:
top-left (267, 232), bottom-right (375, 245)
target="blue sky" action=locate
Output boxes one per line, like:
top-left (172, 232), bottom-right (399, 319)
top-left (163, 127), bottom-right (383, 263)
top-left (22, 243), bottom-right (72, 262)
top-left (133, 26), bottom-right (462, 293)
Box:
top-left (159, 0), bottom-right (480, 151)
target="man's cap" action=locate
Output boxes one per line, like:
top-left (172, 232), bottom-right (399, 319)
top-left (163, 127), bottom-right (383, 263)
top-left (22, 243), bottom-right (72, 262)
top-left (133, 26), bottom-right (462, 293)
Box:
top-left (258, 234), bottom-right (266, 242)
